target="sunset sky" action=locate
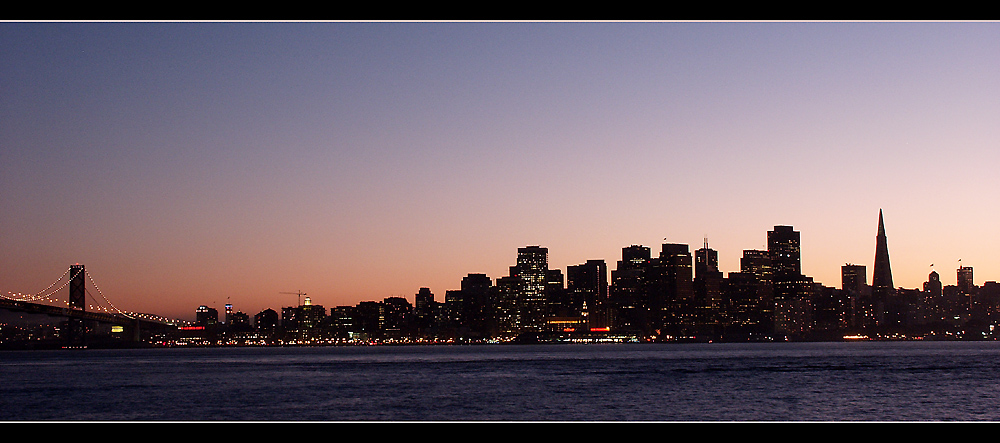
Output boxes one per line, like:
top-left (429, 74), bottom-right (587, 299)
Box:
top-left (3, 21), bottom-right (999, 321)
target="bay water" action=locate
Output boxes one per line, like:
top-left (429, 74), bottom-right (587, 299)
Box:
top-left (2, 341), bottom-right (999, 421)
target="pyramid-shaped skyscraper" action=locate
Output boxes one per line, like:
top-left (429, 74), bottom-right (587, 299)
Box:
top-left (872, 209), bottom-right (894, 295)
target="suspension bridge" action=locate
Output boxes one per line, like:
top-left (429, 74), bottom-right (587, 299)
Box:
top-left (1, 264), bottom-right (191, 347)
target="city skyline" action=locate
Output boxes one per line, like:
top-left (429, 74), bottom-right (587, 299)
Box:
top-left (3, 21), bottom-right (999, 321)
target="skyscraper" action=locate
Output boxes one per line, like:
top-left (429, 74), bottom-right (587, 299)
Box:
top-left (841, 264), bottom-right (867, 295)
top-left (767, 226), bottom-right (811, 338)
top-left (567, 259), bottom-right (609, 329)
top-left (958, 265), bottom-right (975, 295)
top-left (872, 210), bottom-right (893, 293)
top-left (509, 246), bottom-right (549, 333)
top-left (768, 226), bottom-right (801, 280)
top-left (610, 245), bottom-right (651, 335)
top-left (867, 209), bottom-right (895, 330)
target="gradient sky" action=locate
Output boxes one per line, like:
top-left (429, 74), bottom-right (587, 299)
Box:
top-left (3, 21), bottom-right (999, 321)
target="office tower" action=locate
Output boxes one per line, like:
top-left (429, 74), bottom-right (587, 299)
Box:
top-left (923, 270), bottom-right (944, 323)
top-left (196, 305), bottom-right (219, 326)
top-left (254, 308), bottom-right (279, 337)
top-left (695, 239), bottom-right (719, 278)
top-left (610, 245), bottom-right (651, 335)
top-left (842, 264), bottom-right (868, 330)
top-left (513, 246), bottom-right (549, 333)
top-left (842, 264), bottom-right (867, 294)
top-left (740, 249), bottom-right (773, 287)
top-left (494, 275), bottom-right (522, 337)
top-left (867, 210), bottom-right (894, 330)
top-left (567, 259), bottom-right (609, 329)
top-left (768, 226), bottom-right (801, 281)
top-left (773, 275), bottom-right (815, 338)
top-left (545, 268), bottom-right (565, 318)
top-left (413, 287), bottom-right (436, 338)
top-left (872, 210), bottom-right (893, 293)
top-left (924, 270), bottom-right (942, 297)
top-left (649, 243), bottom-right (694, 336)
top-left (721, 271), bottom-right (773, 340)
top-left (460, 273), bottom-right (493, 339)
top-left (730, 249), bottom-right (775, 337)
top-left (958, 265), bottom-right (975, 295)
top-left (283, 297), bottom-right (326, 340)
top-left (379, 296), bottom-right (411, 340)
top-left (328, 306), bottom-right (355, 340)
top-left (766, 226), bottom-right (812, 338)
top-left (415, 287), bottom-right (434, 313)
top-left (694, 240), bottom-right (724, 336)
top-left (957, 265), bottom-right (978, 320)
top-left (353, 301), bottom-right (382, 338)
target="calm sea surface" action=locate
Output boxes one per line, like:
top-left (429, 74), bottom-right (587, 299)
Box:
top-left (2, 341), bottom-right (1000, 421)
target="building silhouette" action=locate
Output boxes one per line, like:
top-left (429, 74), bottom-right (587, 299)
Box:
top-left (609, 245), bottom-right (652, 336)
top-left (867, 209), bottom-right (895, 331)
top-left (155, 210), bottom-right (1000, 346)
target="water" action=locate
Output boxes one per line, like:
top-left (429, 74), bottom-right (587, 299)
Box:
top-left (2, 341), bottom-right (1000, 421)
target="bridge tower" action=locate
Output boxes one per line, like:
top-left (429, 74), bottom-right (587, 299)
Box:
top-left (66, 264), bottom-right (87, 346)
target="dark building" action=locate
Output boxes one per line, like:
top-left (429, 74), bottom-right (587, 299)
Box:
top-left (721, 272), bottom-right (773, 341)
top-left (868, 210), bottom-right (895, 331)
top-left (353, 301), bottom-right (382, 339)
top-left (460, 273), bottom-right (493, 339)
top-left (768, 226), bottom-right (801, 281)
top-left (328, 305), bottom-right (356, 340)
top-left (958, 265), bottom-right (975, 295)
top-left (282, 297), bottom-right (326, 340)
top-left (254, 308), bottom-right (279, 337)
top-left (196, 305), bottom-right (219, 326)
top-left (923, 270), bottom-right (945, 325)
top-left (741, 249), bottom-right (773, 288)
top-left (842, 264), bottom-right (867, 294)
top-left (842, 264), bottom-right (868, 330)
top-left (694, 240), bottom-right (724, 338)
top-left (610, 245), bottom-right (651, 336)
top-left (566, 259), bottom-right (609, 330)
top-left (494, 275), bottom-right (522, 337)
top-left (381, 296), bottom-right (412, 339)
top-left (649, 243), bottom-right (695, 337)
top-left (413, 287), bottom-right (437, 337)
top-left (766, 226), bottom-right (814, 338)
top-left (773, 275), bottom-right (815, 339)
top-left (509, 246), bottom-right (550, 334)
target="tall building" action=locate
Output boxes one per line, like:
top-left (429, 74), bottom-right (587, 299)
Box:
top-left (768, 226), bottom-right (801, 281)
top-left (958, 265), bottom-right (975, 295)
top-left (842, 263), bottom-right (868, 330)
top-left (923, 270), bottom-right (945, 324)
top-left (767, 226), bottom-right (813, 338)
top-left (695, 239), bottom-right (719, 278)
top-left (610, 245), bottom-right (651, 335)
top-left (413, 287), bottom-right (437, 337)
top-left (841, 264), bottom-right (867, 294)
top-left (460, 273), bottom-right (493, 339)
top-left (694, 239), bottom-right (724, 336)
top-left (649, 243), bottom-right (694, 336)
top-left (514, 246), bottom-right (549, 333)
top-left (567, 259), bottom-right (609, 329)
top-left (740, 249), bottom-right (773, 287)
top-left (872, 210), bottom-right (893, 294)
top-left (868, 209), bottom-right (895, 330)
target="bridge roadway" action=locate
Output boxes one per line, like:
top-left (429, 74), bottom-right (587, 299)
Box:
top-left (0, 297), bottom-right (180, 330)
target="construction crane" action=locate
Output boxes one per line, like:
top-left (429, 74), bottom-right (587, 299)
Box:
top-left (280, 291), bottom-right (307, 307)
